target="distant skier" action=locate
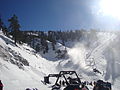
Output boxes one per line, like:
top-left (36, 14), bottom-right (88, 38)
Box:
top-left (0, 80), bottom-right (3, 90)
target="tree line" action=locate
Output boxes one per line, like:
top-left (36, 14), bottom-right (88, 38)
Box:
top-left (0, 15), bottom-right (98, 54)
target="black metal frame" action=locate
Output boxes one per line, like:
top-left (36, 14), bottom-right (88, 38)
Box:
top-left (44, 71), bottom-right (81, 86)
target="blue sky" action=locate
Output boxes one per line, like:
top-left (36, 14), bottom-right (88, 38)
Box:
top-left (0, 0), bottom-right (120, 31)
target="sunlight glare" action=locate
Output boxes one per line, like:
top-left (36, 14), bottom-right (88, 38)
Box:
top-left (99, 0), bottom-right (120, 19)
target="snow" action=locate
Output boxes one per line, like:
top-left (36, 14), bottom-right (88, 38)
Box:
top-left (0, 31), bottom-right (56, 90)
top-left (0, 31), bottom-right (120, 90)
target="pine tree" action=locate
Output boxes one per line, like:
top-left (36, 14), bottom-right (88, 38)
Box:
top-left (0, 17), bottom-right (9, 36)
top-left (8, 14), bottom-right (21, 44)
top-left (48, 31), bottom-right (56, 50)
top-left (35, 43), bottom-right (40, 52)
top-left (2, 25), bottom-right (8, 36)
top-left (0, 18), bottom-right (3, 30)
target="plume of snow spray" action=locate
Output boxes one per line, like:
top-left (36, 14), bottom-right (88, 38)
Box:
top-left (103, 34), bottom-right (120, 84)
top-left (68, 43), bottom-right (87, 68)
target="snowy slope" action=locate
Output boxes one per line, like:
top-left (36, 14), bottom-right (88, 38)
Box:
top-left (0, 30), bottom-right (120, 90)
top-left (0, 31), bottom-right (58, 90)
top-left (57, 32), bottom-right (120, 89)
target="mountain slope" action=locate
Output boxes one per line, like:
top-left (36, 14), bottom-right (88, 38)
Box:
top-left (0, 31), bottom-right (58, 90)
top-left (0, 31), bottom-right (120, 90)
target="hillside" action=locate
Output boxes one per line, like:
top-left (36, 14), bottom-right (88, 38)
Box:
top-left (0, 30), bottom-right (120, 90)
top-left (0, 31), bottom-right (59, 90)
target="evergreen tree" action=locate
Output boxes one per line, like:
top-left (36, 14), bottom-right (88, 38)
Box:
top-left (45, 41), bottom-right (48, 53)
top-left (39, 31), bottom-right (49, 53)
top-left (8, 14), bottom-right (21, 44)
top-left (35, 43), bottom-right (40, 52)
top-left (2, 25), bottom-right (8, 36)
top-left (48, 31), bottom-right (56, 50)
top-left (0, 17), bottom-right (9, 36)
top-left (0, 18), bottom-right (3, 30)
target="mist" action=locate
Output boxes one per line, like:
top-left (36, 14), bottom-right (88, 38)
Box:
top-left (103, 34), bottom-right (120, 83)
top-left (64, 30), bottom-right (120, 84)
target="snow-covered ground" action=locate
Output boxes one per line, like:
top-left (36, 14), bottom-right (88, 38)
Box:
top-left (0, 31), bottom-right (58, 90)
top-left (0, 30), bottom-right (120, 90)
